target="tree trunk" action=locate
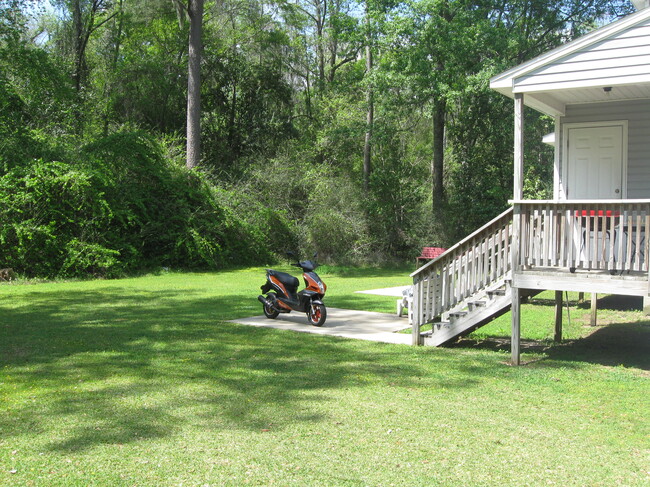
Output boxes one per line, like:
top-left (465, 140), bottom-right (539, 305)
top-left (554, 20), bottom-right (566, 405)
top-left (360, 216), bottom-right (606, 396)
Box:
top-left (363, 4), bottom-right (373, 191)
top-left (103, 0), bottom-right (124, 136)
top-left (71, 0), bottom-right (85, 134)
top-left (315, 0), bottom-right (327, 94)
top-left (186, 0), bottom-right (204, 169)
top-left (432, 97), bottom-right (446, 215)
top-left (73, 0), bottom-right (83, 93)
top-left (228, 82), bottom-right (237, 151)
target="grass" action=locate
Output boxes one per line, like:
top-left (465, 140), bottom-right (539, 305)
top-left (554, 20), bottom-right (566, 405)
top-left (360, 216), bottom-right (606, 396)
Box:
top-left (1, 267), bottom-right (648, 486)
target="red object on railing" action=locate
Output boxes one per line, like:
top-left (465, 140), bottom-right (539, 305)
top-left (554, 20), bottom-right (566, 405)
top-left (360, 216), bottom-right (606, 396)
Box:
top-left (417, 247), bottom-right (447, 261)
top-left (575, 209), bottom-right (621, 218)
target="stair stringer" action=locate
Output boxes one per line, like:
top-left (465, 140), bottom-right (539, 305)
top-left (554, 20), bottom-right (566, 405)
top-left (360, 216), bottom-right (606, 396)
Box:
top-left (421, 281), bottom-right (539, 347)
top-left (422, 291), bottom-right (512, 346)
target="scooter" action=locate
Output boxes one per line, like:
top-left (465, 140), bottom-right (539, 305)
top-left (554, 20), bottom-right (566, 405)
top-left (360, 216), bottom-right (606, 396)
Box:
top-left (257, 253), bottom-right (327, 326)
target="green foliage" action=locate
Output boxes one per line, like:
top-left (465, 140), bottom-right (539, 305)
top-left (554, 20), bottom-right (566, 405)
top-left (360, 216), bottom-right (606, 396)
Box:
top-left (103, 13), bottom-right (187, 133)
top-left (305, 173), bottom-right (370, 262)
top-left (246, 146), bottom-right (371, 262)
top-left (201, 47), bottom-right (294, 176)
top-left (62, 238), bottom-right (121, 276)
top-left (367, 126), bottom-right (431, 255)
top-left (0, 160), bottom-right (103, 276)
top-left (0, 132), bottom-right (283, 277)
top-left (215, 186), bottom-right (297, 262)
top-left (0, 41), bottom-right (76, 170)
top-left (0, 0), bottom-right (635, 276)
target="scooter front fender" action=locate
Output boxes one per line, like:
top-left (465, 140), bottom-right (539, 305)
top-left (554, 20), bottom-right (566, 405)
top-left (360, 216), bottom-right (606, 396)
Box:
top-left (299, 289), bottom-right (320, 299)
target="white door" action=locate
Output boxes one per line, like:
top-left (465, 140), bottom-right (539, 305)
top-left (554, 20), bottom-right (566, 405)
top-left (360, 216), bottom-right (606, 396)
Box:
top-left (565, 124), bottom-right (624, 199)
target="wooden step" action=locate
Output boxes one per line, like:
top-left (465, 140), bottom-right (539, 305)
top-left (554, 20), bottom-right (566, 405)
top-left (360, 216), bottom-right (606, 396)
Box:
top-left (424, 296), bottom-right (513, 346)
top-left (422, 322), bottom-right (451, 345)
top-left (487, 288), bottom-right (506, 298)
top-left (448, 311), bottom-right (468, 321)
top-left (467, 300), bottom-right (486, 311)
top-left (419, 321), bottom-right (452, 337)
top-left (433, 321), bottom-right (450, 331)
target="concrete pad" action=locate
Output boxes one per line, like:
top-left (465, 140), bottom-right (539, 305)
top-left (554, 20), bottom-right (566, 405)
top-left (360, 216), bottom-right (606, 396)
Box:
top-left (355, 285), bottom-right (410, 297)
top-left (229, 307), bottom-right (412, 345)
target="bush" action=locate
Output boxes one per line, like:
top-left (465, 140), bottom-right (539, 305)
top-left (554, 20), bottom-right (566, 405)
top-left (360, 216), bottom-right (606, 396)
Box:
top-left (0, 160), bottom-right (114, 277)
top-left (246, 150), bottom-right (373, 263)
top-left (0, 131), bottom-right (286, 277)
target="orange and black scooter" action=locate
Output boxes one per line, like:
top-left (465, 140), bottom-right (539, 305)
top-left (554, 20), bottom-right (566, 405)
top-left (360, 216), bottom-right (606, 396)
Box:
top-left (258, 252), bottom-right (327, 326)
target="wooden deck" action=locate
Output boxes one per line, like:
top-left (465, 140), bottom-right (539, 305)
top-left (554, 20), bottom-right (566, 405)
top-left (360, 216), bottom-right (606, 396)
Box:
top-left (515, 200), bottom-right (649, 274)
top-left (411, 199), bottom-right (650, 348)
top-left (513, 267), bottom-right (647, 295)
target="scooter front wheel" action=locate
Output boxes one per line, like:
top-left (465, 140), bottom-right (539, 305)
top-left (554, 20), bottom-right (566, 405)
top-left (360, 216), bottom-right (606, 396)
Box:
top-left (307, 303), bottom-right (327, 327)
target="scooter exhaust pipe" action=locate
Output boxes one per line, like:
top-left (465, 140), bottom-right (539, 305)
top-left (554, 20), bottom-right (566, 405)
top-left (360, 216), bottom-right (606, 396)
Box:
top-left (258, 295), bottom-right (273, 308)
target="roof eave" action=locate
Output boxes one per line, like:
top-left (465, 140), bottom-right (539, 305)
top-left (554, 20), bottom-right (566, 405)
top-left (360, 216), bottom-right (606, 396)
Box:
top-left (490, 85), bottom-right (565, 117)
top-left (489, 8), bottom-right (650, 92)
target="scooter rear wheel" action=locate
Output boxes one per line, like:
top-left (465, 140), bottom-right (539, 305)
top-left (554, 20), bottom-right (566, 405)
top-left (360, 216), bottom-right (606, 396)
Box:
top-left (307, 303), bottom-right (326, 327)
top-left (263, 298), bottom-right (280, 319)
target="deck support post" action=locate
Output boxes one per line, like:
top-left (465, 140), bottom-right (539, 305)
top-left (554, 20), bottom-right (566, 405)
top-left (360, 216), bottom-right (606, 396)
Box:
top-left (511, 93), bottom-right (524, 366)
top-left (554, 290), bottom-right (563, 342)
top-left (511, 287), bottom-right (521, 365)
top-left (513, 93), bottom-right (524, 201)
top-left (411, 280), bottom-right (421, 345)
top-left (591, 293), bottom-right (598, 326)
top-left (644, 235), bottom-right (650, 314)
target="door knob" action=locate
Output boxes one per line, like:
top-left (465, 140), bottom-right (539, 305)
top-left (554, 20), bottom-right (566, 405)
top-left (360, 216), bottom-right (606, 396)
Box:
top-left (615, 189), bottom-right (620, 194)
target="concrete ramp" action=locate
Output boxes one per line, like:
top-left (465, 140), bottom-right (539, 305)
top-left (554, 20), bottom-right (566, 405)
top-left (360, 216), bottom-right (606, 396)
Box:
top-left (229, 308), bottom-right (411, 345)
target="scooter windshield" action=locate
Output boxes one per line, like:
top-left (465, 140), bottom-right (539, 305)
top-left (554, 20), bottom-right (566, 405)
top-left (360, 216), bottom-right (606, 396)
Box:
top-left (300, 260), bottom-right (316, 271)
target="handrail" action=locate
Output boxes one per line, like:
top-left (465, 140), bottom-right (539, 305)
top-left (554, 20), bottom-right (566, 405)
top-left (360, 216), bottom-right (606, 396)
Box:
top-left (411, 207), bottom-right (514, 344)
top-left (411, 207), bottom-right (514, 278)
top-left (510, 199), bottom-right (650, 205)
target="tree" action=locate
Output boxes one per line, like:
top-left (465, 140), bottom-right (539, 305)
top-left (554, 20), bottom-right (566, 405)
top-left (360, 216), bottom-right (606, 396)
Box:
top-left (52, 0), bottom-right (118, 132)
top-left (385, 0), bottom-right (491, 221)
top-left (362, 0), bottom-right (373, 191)
top-left (381, 0), bottom-right (632, 241)
top-left (173, 0), bottom-right (204, 169)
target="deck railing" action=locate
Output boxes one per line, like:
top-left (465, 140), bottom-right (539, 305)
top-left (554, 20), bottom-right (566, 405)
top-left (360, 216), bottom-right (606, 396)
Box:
top-left (411, 199), bottom-right (650, 346)
top-left (410, 207), bottom-right (513, 343)
top-left (515, 200), bottom-right (650, 273)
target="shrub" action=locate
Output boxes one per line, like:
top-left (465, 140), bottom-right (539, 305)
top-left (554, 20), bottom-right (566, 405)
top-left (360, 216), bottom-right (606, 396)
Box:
top-left (0, 160), bottom-right (115, 277)
top-left (0, 131), bottom-right (286, 277)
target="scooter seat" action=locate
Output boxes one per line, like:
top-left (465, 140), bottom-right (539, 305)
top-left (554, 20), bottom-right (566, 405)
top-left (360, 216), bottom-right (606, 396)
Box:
top-left (268, 270), bottom-right (299, 293)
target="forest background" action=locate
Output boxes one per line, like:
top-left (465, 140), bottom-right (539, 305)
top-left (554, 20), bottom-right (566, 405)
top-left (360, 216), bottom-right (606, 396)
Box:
top-left (0, 0), bottom-right (635, 278)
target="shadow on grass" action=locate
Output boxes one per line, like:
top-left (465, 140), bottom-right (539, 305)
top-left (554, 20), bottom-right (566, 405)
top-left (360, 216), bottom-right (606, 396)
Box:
top-left (4, 281), bottom-right (646, 454)
top-left (0, 285), bottom-right (477, 453)
top-left (530, 293), bottom-right (643, 312)
top-left (585, 294), bottom-right (643, 311)
top-left (453, 321), bottom-right (650, 370)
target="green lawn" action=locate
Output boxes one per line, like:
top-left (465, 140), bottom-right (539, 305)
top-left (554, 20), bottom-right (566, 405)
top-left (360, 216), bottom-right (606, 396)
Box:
top-left (1, 268), bottom-right (648, 486)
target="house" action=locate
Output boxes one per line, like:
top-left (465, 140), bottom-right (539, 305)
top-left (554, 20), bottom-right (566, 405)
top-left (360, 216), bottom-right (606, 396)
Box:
top-left (410, 2), bottom-right (650, 364)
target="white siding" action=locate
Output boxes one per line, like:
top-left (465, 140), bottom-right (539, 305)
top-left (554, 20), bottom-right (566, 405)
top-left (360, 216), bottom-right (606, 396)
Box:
top-left (557, 100), bottom-right (650, 199)
top-left (517, 19), bottom-right (650, 91)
